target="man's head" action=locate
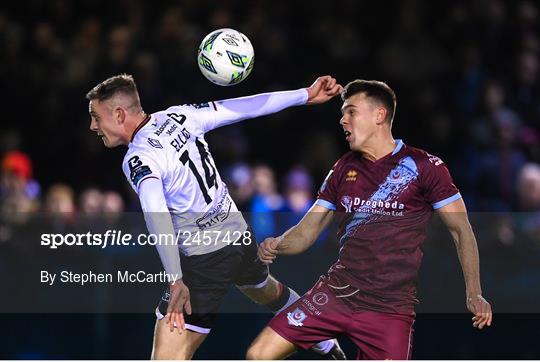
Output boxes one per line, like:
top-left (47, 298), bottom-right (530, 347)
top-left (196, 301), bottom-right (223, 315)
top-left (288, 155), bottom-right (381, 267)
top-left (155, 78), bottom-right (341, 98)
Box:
top-left (86, 74), bottom-right (143, 147)
top-left (340, 80), bottom-right (396, 152)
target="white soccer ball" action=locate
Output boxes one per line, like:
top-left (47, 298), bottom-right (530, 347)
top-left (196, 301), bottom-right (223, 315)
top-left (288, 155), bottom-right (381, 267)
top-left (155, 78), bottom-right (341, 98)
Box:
top-left (197, 28), bottom-right (254, 86)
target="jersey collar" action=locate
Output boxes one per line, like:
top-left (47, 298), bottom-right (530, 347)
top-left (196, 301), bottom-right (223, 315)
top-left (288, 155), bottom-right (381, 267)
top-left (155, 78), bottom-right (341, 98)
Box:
top-left (391, 139), bottom-right (404, 155)
top-left (130, 114), bottom-right (152, 143)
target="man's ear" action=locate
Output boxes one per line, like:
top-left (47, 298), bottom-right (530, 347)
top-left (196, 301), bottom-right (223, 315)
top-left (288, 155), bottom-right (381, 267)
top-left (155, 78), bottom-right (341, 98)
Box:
top-left (115, 107), bottom-right (126, 125)
top-left (375, 107), bottom-right (388, 125)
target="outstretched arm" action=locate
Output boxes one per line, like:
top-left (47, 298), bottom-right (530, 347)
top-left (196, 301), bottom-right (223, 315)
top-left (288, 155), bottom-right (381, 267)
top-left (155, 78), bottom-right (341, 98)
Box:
top-left (437, 198), bottom-right (493, 329)
top-left (202, 76), bottom-right (343, 132)
top-left (258, 204), bottom-right (334, 264)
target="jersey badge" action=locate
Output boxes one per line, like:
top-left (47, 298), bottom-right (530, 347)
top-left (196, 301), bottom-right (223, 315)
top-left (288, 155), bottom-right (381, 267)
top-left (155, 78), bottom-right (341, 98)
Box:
top-left (190, 102), bottom-right (210, 109)
top-left (287, 307), bottom-right (307, 327)
top-left (147, 138), bottom-right (163, 149)
top-left (346, 170), bottom-right (358, 181)
top-left (128, 156), bottom-right (153, 186)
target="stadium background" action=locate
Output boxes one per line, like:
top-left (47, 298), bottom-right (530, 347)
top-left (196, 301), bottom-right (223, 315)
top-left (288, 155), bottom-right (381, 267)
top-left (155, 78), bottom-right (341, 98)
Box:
top-left (1, 0), bottom-right (540, 359)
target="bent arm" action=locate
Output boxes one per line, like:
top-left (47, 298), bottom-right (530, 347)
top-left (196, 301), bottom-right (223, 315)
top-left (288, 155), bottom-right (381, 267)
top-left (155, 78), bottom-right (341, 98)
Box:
top-left (277, 204), bottom-right (334, 255)
top-left (203, 88), bottom-right (308, 132)
top-left (138, 177), bottom-right (182, 281)
top-left (437, 198), bottom-right (482, 297)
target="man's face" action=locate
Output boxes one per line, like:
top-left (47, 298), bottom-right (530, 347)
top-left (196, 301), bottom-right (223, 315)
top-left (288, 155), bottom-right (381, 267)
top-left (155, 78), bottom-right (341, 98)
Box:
top-left (340, 93), bottom-right (384, 151)
top-left (88, 100), bottom-right (124, 148)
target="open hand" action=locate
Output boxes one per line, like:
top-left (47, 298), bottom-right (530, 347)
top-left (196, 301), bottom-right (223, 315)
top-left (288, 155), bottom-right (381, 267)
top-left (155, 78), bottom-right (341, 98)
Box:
top-left (166, 279), bottom-right (192, 334)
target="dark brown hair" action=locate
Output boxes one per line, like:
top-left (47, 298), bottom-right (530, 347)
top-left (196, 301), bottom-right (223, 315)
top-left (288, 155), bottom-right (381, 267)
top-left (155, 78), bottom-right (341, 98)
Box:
top-left (342, 80), bottom-right (397, 124)
top-left (86, 74), bottom-right (140, 107)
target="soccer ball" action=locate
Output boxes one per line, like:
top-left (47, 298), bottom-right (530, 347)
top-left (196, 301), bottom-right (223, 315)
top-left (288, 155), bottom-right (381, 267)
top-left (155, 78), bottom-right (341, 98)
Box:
top-left (197, 28), bottom-right (254, 86)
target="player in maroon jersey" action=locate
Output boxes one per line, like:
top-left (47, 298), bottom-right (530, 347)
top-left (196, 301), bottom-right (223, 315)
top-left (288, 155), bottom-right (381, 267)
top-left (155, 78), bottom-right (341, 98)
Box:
top-left (246, 80), bottom-right (493, 360)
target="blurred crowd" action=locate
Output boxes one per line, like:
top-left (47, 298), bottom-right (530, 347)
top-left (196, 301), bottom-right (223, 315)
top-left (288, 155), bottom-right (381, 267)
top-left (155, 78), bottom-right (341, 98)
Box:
top-left (2, 0), bottom-right (540, 251)
top-left (0, 148), bottom-right (320, 245)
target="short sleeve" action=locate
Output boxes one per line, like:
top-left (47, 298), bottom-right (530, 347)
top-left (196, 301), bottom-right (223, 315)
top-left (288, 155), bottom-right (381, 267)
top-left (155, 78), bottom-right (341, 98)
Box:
top-left (421, 155), bottom-right (461, 209)
top-left (315, 160), bottom-right (342, 211)
top-left (122, 149), bottom-right (163, 194)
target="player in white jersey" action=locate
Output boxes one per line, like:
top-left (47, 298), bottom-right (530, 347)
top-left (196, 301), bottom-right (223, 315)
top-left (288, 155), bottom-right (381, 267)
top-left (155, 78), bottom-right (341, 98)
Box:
top-left (86, 74), bottom-right (346, 359)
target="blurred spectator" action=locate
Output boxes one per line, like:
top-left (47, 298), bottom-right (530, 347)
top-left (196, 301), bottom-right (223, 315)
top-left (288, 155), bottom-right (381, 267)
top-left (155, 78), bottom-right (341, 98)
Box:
top-left (103, 191), bottom-right (125, 214)
top-left (517, 163), bottom-right (540, 211)
top-left (451, 44), bottom-right (486, 117)
top-left (102, 191), bottom-right (125, 223)
top-left (63, 18), bottom-right (102, 87)
top-left (79, 187), bottom-right (104, 215)
top-left (467, 81), bottom-right (527, 210)
top-left (0, 152), bottom-right (40, 223)
top-left (250, 165), bottom-right (285, 211)
top-left (249, 164), bottom-right (285, 240)
top-left (282, 166), bottom-right (328, 249)
top-left (470, 80), bottom-right (522, 147)
top-left (511, 163), bottom-right (540, 248)
top-left (507, 50), bottom-right (540, 128)
top-left (283, 166), bottom-right (314, 213)
top-left (224, 163), bottom-right (254, 210)
top-left (44, 184), bottom-right (75, 221)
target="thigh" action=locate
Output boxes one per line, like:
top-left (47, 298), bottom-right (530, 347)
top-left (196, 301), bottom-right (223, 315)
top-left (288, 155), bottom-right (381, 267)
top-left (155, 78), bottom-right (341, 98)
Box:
top-left (267, 279), bottom-right (348, 350)
top-left (151, 318), bottom-right (208, 360)
top-left (247, 326), bottom-right (297, 360)
top-left (349, 311), bottom-right (415, 360)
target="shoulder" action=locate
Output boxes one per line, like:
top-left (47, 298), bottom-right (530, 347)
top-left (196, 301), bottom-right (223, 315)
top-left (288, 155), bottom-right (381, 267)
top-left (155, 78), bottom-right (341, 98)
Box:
top-left (160, 103), bottom-right (218, 135)
top-left (164, 102), bottom-right (218, 118)
top-left (122, 141), bottom-right (160, 175)
top-left (330, 151), bottom-right (363, 177)
top-left (401, 145), bottom-right (455, 188)
top-left (403, 145), bottom-right (445, 170)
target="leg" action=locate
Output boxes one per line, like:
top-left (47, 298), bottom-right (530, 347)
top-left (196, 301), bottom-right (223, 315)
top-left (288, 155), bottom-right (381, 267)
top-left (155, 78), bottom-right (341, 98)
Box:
top-left (240, 277), bottom-right (349, 360)
top-left (151, 318), bottom-right (207, 360)
top-left (246, 326), bottom-right (297, 360)
top-left (348, 311), bottom-right (415, 360)
top-left (237, 274), bottom-right (281, 305)
top-left (237, 275), bottom-right (339, 356)
top-left (151, 245), bottom-right (237, 359)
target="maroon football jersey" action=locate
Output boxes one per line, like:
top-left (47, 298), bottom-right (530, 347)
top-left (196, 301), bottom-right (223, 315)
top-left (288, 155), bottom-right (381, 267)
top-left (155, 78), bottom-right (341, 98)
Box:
top-left (316, 140), bottom-right (461, 315)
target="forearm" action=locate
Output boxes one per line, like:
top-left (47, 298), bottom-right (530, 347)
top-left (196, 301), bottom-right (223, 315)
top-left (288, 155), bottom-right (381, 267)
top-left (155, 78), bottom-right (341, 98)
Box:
top-left (206, 88), bottom-right (308, 131)
top-left (452, 227), bottom-right (482, 296)
top-left (277, 224), bottom-right (318, 255)
top-left (277, 204), bottom-right (334, 255)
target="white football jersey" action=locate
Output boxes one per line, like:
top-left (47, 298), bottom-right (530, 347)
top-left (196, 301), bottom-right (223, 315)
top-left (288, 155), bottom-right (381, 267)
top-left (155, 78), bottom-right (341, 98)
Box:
top-left (121, 89), bottom-right (308, 257)
top-left (122, 102), bottom-right (248, 256)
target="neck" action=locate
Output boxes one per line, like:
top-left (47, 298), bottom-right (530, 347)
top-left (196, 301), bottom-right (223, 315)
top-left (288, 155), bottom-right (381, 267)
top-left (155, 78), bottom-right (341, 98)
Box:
top-left (125, 111), bottom-right (149, 144)
top-left (359, 133), bottom-right (396, 161)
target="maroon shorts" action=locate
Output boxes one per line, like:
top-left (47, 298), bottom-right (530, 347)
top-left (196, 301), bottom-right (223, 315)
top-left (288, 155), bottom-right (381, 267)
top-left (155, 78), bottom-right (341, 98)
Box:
top-left (268, 279), bottom-right (415, 360)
